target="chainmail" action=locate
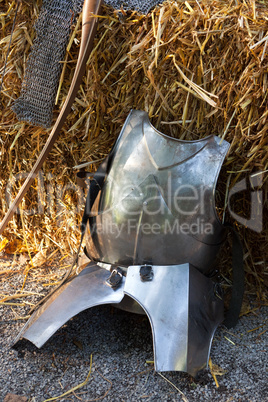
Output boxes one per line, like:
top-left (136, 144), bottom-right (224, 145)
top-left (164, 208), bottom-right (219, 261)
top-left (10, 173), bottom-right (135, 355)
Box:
top-left (12, 0), bottom-right (161, 128)
top-left (12, 0), bottom-right (84, 128)
top-left (105, 0), bottom-right (161, 14)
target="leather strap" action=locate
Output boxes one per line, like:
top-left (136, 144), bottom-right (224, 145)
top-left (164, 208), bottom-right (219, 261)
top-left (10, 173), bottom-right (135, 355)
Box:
top-left (29, 156), bottom-right (108, 313)
top-left (223, 225), bottom-right (244, 328)
top-left (80, 158), bottom-right (109, 232)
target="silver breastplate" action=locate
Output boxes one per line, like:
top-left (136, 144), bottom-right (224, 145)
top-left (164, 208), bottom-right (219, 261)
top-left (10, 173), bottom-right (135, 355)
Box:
top-left (86, 110), bottom-right (230, 273)
top-left (14, 110), bottom-right (232, 376)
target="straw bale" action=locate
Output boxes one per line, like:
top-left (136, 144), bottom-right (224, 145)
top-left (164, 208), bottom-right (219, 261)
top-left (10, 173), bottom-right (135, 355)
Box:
top-left (0, 0), bottom-right (267, 299)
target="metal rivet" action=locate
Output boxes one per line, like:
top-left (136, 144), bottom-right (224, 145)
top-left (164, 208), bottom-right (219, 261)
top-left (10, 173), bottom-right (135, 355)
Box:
top-left (106, 268), bottom-right (123, 289)
top-left (140, 265), bottom-right (153, 281)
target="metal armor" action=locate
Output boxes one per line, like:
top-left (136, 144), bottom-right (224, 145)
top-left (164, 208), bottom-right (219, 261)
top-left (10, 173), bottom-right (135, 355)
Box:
top-left (13, 110), bottom-right (230, 376)
top-left (86, 110), bottom-right (229, 271)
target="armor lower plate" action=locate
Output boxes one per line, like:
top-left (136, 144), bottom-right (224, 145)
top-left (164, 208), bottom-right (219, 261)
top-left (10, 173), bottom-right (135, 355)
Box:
top-left (13, 262), bottom-right (223, 377)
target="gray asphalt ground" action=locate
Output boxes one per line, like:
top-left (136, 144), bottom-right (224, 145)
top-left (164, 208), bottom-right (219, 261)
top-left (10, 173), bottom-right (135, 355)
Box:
top-left (0, 257), bottom-right (267, 402)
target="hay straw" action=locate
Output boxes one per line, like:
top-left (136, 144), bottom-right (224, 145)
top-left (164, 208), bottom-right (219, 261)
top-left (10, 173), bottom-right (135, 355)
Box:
top-left (158, 372), bottom-right (189, 401)
top-left (0, 0), bottom-right (267, 310)
top-left (43, 354), bottom-right (93, 402)
top-left (224, 336), bottom-right (236, 345)
top-left (55, 12), bottom-right (83, 105)
top-left (209, 358), bottom-right (219, 388)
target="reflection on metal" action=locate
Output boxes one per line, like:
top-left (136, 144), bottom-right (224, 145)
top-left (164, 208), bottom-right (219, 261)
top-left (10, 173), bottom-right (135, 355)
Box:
top-left (124, 265), bottom-right (223, 375)
top-left (13, 262), bottom-right (223, 376)
top-left (12, 263), bottom-right (125, 348)
top-left (85, 110), bottom-right (230, 273)
top-left (13, 110), bottom-right (229, 376)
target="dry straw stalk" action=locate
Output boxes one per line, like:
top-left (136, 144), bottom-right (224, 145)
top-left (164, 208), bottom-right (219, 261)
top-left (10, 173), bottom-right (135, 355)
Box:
top-left (0, 0), bottom-right (267, 304)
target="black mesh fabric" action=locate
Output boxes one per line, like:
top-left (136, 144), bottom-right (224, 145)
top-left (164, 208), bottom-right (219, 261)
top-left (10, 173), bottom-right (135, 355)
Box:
top-left (105, 0), bottom-right (161, 14)
top-left (12, 0), bottom-right (84, 128)
top-left (12, 0), bottom-right (161, 128)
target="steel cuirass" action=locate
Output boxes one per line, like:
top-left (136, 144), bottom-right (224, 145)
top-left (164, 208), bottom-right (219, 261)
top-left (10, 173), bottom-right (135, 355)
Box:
top-left (85, 110), bottom-right (229, 272)
top-left (14, 110), bottom-right (231, 377)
